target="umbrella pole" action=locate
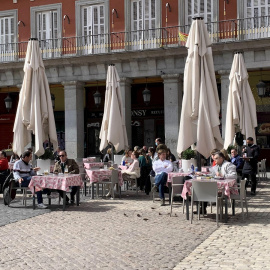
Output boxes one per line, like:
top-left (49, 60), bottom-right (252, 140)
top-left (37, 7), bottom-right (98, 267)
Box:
top-left (111, 144), bottom-right (115, 164)
top-left (31, 133), bottom-right (36, 167)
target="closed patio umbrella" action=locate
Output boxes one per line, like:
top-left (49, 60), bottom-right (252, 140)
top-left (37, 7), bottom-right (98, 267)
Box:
top-left (177, 18), bottom-right (223, 158)
top-left (224, 52), bottom-right (257, 149)
top-left (99, 64), bottom-right (128, 153)
top-left (13, 38), bottom-right (57, 157)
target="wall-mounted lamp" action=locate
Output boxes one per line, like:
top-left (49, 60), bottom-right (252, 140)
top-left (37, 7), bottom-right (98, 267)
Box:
top-left (165, 3), bottom-right (171, 25)
top-left (257, 69), bottom-right (266, 98)
top-left (112, 9), bottom-right (119, 29)
top-left (165, 3), bottom-right (171, 12)
top-left (63, 15), bottom-right (70, 24)
top-left (112, 9), bottom-right (119, 18)
top-left (142, 78), bottom-right (151, 105)
top-left (257, 81), bottom-right (266, 98)
top-left (93, 81), bottom-right (102, 107)
top-left (17, 21), bottom-right (25, 27)
top-left (4, 94), bottom-right (12, 113)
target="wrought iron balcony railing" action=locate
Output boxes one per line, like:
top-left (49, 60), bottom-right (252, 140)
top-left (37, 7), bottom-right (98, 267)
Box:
top-left (1, 16), bottom-right (270, 63)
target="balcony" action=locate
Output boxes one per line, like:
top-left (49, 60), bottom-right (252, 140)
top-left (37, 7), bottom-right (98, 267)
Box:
top-left (1, 16), bottom-right (270, 63)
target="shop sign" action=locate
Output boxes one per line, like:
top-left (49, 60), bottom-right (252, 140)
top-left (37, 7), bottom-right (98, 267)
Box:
top-left (87, 122), bottom-right (100, 128)
top-left (131, 109), bottom-right (164, 117)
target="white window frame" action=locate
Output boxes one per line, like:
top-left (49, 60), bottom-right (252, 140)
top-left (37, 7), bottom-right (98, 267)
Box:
top-left (30, 4), bottom-right (62, 58)
top-left (125, 0), bottom-right (161, 32)
top-left (185, 0), bottom-right (214, 25)
top-left (244, 0), bottom-right (270, 38)
top-left (0, 9), bottom-right (17, 62)
top-left (76, 0), bottom-right (109, 54)
top-left (126, 0), bottom-right (161, 50)
top-left (30, 4), bottom-right (62, 39)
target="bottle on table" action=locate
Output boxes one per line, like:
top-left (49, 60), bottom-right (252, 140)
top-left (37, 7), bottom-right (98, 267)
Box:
top-left (191, 163), bottom-right (194, 173)
top-left (122, 160), bottom-right (125, 166)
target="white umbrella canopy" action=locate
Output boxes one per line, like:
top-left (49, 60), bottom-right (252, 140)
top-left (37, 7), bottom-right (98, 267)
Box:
top-left (13, 39), bottom-right (58, 157)
top-left (99, 65), bottom-right (128, 152)
top-left (177, 18), bottom-right (223, 159)
top-left (224, 53), bottom-right (257, 149)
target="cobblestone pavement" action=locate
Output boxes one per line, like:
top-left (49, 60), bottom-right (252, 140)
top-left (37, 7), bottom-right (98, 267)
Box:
top-left (0, 175), bottom-right (269, 270)
top-left (174, 174), bottom-right (270, 270)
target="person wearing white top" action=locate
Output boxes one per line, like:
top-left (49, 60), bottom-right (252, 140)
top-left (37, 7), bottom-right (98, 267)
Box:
top-left (211, 152), bottom-right (237, 179)
top-left (152, 149), bottom-right (173, 206)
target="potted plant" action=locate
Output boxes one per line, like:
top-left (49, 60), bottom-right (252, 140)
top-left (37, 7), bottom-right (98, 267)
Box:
top-left (36, 148), bottom-right (54, 174)
top-left (181, 148), bottom-right (197, 172)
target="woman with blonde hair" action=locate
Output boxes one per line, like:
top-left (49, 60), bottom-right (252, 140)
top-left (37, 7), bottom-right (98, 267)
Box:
top-left (220, 149), bottom-right (231, 162)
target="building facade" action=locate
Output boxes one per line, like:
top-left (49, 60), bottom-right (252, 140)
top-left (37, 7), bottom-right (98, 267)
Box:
top-left (0, 0), bottom-right (269, 163)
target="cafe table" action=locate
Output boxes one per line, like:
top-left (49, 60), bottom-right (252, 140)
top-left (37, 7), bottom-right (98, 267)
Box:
top-left (29, 173), bottom-right (83, 210)
top-left (85, 168), bottom-right (123, 199)
top-left (84, 162), bottom-right (104, 170)
top-left (181, 178), bottom-right (238, 222)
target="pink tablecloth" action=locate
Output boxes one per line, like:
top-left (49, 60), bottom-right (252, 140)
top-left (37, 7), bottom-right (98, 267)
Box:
top-left (83, 157), bottom-right (96, 162)
top-left (86, 169), bottom-right (123, 186)
top-left (167, 172), bottom-right (191, 183)
top-left (181, 178), bottom-right (237, 200)
top-left (29, 174), bottom-right (83, 193)
top-left (84, 162), bottom-right (104, 169)
top-left (50, 164), bottom-right (84, 173)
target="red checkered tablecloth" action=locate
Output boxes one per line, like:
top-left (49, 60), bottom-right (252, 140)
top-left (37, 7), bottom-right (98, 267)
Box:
top-left (86, 169), bottom-right (123, 186)
top-left (29, 174), bottom-right (83, 193)
top-left (181, 178), bottom-right (237, 200)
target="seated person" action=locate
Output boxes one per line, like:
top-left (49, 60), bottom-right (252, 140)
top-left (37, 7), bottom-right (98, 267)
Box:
top-left (230, 148), bottom-right (244, 175)
top-left (152, 149), bottom-right (173, 206)
top-left (13, 151), bottom-right (50, 209)
top-left (103, 148), bottom-right (112, 162)
top-left (167, 148), bottom-right (176, 162)
top-left (121, 151), bottom-right (140, 185)
top-left (10, 153), bottom-right (20, 163)
top-left (53, 150), bottom-right (79, 204)
top-left (211, 151), bottom-right (237, 179)
top-left (121, 149), bottom-right (133, 166)
top-left (0, 150), bottom-right (9, 192)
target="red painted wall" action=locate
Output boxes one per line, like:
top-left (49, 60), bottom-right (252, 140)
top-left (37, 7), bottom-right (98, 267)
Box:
top-left (162, 0), bottom-right (178, 27)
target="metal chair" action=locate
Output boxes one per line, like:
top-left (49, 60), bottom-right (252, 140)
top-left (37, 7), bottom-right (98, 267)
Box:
top-left (98, 169), bottom-right (121, 199)
top-left (190, 181), bottom-right (221, 226)
top-left (170, 176), bottom-right (185, 216)
top-left (257, 162), bottom-right (264, 182)
top-left (230, 179), bottom-right (248, 220)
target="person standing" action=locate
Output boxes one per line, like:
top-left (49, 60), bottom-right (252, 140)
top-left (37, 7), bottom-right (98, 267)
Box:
top-left (152, 149), bottom-right (173, 206)
top-left (242, 137), bottom-right (260, 196)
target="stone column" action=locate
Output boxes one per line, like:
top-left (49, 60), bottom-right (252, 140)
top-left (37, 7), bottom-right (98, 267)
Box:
top-left (219, 70), bottom-right (230, 139)
top-left (162, 74), bottom-right (183, 157)
top-left (119, 78), bottom-right (132, 148)
top-left (62, 81), bottom-right (85, 159)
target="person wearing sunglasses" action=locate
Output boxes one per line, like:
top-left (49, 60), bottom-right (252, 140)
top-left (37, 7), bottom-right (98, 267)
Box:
top-left (53, 150), bottom-right (79, 204)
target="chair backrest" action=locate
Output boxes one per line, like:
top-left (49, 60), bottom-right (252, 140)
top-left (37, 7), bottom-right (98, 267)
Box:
top-left (240, 179), bottom-right (247, 198)
top-left (113, 164), bottom-right (118, 169)
top-left (150, 176), bottom-right (155, 184)
top-left (171, 176), bottom-right (184, 195)
top-left (111, 169), bottom-right (119, 184)
top-left (192, 181), bottom-right (218, 203)
top-left (257, 162), bottom-right (262, 170)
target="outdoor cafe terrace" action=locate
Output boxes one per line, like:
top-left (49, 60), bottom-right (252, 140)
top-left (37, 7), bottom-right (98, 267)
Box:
top-left (1, 16), bottom-right (270, 62)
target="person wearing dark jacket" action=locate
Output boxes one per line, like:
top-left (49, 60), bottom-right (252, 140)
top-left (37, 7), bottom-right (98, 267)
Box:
top-left (230, 148), bottom-right (244, 174)
top-left (242, 137), bottom-right (260, 195)
top-left (53, 150), bottom-right (79, 204)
